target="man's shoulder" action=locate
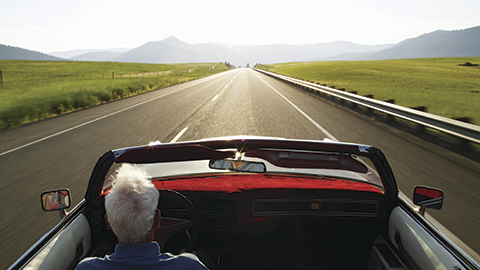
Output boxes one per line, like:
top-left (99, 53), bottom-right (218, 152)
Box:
top-left (163, 252), bottom-right (209, 269)
top-left (177, 252), bottom-right (200, 261)
top-left (75, 251), bottom-right (208, 270)
top-left (75, 256), bottom-right (104, 269)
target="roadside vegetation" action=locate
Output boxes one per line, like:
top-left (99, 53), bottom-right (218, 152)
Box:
top-left (257, 57), bottom-right (480, 125)
top-left (0, 61), bottom-right (229, 130)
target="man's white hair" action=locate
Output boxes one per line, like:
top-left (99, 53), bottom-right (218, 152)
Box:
top-left (105, 163), bottom-right (159, 244)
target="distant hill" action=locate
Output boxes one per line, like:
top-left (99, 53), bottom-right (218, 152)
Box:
top-left (356, 25), bottom-right (480, 60)
top-left (72, 51), bottom-right (124, 61)
top-left (110, 36), bottom-right (393, 65)
top-left (50, 47), bottom-right (131, 59)
top-left (113, 37), bottom-right (198, 63)
top-left (113, 36), bottom-right (248, 64)
top-left (92, 26), bottom-right (480, 64)
top-left (4, 25), bottom-right (479, 64)
top-left (303, 41), bottom-right (393, 59)
top-left (0, 44), bottom-right (64, 60)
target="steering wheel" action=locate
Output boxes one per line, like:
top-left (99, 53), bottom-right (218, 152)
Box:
top-left (155, 189), bottom-right (199, 253)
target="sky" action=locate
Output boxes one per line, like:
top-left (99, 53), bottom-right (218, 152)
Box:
top-left (1, 0), bottom-right (479, 53)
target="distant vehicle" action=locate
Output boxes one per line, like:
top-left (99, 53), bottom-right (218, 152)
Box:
top-left (246, 63), bottom-right (250, 68)
top-left (9, 136), bottom-right (480, 270)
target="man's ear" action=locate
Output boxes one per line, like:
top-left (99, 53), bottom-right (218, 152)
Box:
top-left (144, 209), bottom-right (162, 243)
top-left (153, 209), bottom-right (161, 229)
top-left (105, 214), bottom-right (113, 230)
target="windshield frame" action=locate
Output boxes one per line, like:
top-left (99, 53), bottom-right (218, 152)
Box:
top-left (105, 150), bottom-right (385, 193)
top-left (88, 137), bottom-right (398, 204)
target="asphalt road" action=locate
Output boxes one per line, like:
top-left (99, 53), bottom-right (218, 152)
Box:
top-left (1, 68), bottom-right (479, 269)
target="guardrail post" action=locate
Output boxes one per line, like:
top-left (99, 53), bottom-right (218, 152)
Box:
top-left (364, 95), bottom-right (374, 114)
top-left (410, 106), bottom-right (428, 133)
top-left (348, 91), bottom-right (358, 108)
top-left (384, 99), bottom-right (396, 121)
top-left (453, 117), bottom-right (473, 149)
top-left (453, 117), bottom-right (471, 123)
top-left (338, 88), bottom-right (346, 103)
top-left (0, 70), bottom-right (3, 87)
top-left (411, 106), bottom-right (427, 112)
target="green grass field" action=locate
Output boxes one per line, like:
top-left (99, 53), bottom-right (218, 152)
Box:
top-left (0, 61), bottom-right (229, 130)
top-left (257, 57), bottom-right (480, 125)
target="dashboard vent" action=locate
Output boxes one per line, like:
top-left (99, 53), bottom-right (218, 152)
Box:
top-left (253, 199), bottom-right (379, 217)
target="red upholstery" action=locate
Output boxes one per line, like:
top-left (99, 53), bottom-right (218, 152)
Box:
top-left (153, 174), bottom-right (383, 194)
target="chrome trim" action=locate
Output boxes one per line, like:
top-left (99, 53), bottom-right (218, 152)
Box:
top-left (112, 149), bottom-right (127, 158)
top-left (358, 145), bottom-right (370, 153)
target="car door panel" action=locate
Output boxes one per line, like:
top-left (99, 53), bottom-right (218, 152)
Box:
top-left (388, 206), bottom-right (461, 270)
top-left (23, 214), bottom-right (91, 270)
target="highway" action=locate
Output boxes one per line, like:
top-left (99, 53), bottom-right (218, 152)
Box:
top-left (1, 68), bottom-right (479, 269)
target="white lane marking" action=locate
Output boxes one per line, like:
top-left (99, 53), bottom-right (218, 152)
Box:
top-left (170, 127), bottom-right (188, 143)
top-left (0, 72), bottom-right (236, 157)
top-left (253, 72), bottom-right (339, 142)
top-left (213, 69), bottom-right (243, 100)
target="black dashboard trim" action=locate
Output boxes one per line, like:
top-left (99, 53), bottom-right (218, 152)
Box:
top-left (252, 198), bottom-right (379, 217)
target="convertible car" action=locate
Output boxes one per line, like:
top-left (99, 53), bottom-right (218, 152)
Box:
top-left (9, 136), bottom-right (480, 270)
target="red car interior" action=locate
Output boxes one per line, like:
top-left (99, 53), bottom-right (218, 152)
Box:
top-left (153, 174), bottom-right (383, 194)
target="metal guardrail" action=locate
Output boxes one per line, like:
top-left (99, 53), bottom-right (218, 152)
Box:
top-left (254, 68), bottom-right (480, 145)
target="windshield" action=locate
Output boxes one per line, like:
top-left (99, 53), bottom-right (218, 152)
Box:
top-left (104, 153), bottom-right (384, 193)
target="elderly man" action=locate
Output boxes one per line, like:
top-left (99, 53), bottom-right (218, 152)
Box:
top-left (76, 163), bottom-right (208, 270)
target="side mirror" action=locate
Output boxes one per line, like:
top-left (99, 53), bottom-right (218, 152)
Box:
top-left (41, 189), bottom-right (71, 212)
top-left (413, 186), bottom-right (443, 211)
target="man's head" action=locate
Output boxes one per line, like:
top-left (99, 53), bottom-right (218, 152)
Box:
top-left (105, 163), bottom-right (159, 244)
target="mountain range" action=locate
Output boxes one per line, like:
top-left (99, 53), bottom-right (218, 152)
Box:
top-left (49, 47), bottom-right (131, 59)
top-left (0, 44), bottom-right (63, 61)
top-left (1, 26), bottom-right (479, 65)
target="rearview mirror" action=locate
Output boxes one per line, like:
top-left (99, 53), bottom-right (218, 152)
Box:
top-left (41, 189), bottom-right (71, 212)
top-left (413, 186), bottom-right (443, 210)
top-left (209, 159), bottom-right (266, 173)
